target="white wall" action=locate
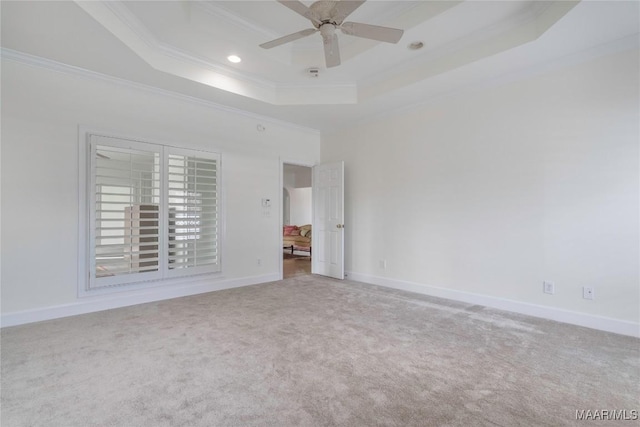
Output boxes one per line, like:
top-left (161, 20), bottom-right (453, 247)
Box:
top-left (283, 164), bottom-right (312, 226)
top-left (283, 165), bottom-right (312, 188)
top-left (322, 48), bottom-right (639, 333)
top-left (283, 171), bottom-right (296, 188)
top-left (1, 57), bottom-right (320, 321)
top-left (293, 170), bottom-right (312, 188)
top-left (289, 187), bottom-right (312, 226)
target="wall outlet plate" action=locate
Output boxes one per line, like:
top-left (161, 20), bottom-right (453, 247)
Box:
top-left (583, 286), bottom-right (594, 300)
top-left (543, 281), bottom-right (555, 295)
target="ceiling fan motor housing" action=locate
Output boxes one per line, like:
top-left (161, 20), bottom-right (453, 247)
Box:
top-left (319, 22), bottom-right (337, 44)
top-left (309, 1), bottom-right (340, 24)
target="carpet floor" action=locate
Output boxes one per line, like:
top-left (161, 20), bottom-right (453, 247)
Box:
top-left (1, 275), bottom-right (638, 426)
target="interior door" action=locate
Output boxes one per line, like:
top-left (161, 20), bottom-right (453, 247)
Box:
top-left (312, 161), bottom-right (344, 279)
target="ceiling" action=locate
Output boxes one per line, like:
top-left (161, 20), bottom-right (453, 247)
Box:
top-left (2, 1), bottom-right (639, 132)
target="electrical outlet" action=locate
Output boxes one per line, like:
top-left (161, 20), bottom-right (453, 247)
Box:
top-left (257, 258), bottom-right (262, 266)
top-left (543, 281), bottom-right (555, 295)
top-left (583, 286), bottom-right (594, 300)
top-left (379, 260), bottom-right (387, 270)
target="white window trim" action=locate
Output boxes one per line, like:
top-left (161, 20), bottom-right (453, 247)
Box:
top-left (78, 127), bottom-right (223, 297)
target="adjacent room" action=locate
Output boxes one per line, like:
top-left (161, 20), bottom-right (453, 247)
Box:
top-left (283, 164), bottom-right (313, 279)
top-left (2, 1), bottom-right (639, 426)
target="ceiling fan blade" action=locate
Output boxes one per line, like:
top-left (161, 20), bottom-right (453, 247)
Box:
top-left (323, 33), bottom-right (341, 68)
top-left (331, 1), bottom-right (366, 25)
top-left (260, 28), bottom-right (318, 49)
top-left (277, 0), bottom-right (321, 25)
top-left (340, 21), bottom-right (404, 44)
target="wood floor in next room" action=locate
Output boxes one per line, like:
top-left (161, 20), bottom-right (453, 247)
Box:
top-left (283, 252), bottom-right (311, 278)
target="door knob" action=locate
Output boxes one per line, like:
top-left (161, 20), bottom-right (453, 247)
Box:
top-left (336, 224), bottom-right (344, 229)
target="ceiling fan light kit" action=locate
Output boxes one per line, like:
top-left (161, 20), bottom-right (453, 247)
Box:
top-left (260, 0), bottom-right (405, 68)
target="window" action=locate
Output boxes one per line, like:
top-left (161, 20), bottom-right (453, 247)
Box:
top-left (166, 149), bottom-right (219, 276)
top-left (85, 134), bottom-right (220, 292)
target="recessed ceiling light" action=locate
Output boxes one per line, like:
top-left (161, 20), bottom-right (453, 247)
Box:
top-left (408, 41), bottom-right (424, 50)
top-left (227, 55), bottom-right (242, 63)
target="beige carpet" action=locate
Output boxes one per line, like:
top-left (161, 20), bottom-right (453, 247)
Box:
top-left (2, 275), bottom-right (639, 426)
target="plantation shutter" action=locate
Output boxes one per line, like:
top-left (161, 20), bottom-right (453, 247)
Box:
top-left (166, 149), bottom-right (220, 276)
top-left (90, 137), bottom-right (162, 289)
top-left (86, 134), bottom-right (221, 292)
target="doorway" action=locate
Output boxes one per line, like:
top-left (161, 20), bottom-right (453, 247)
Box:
top-left (282, 163), bottom-right (312, 279)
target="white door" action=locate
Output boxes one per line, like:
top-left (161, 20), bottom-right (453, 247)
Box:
top-left (312, 161), bottom-right (344, 279)
top-left (283, 188), bottom-right (290, 225)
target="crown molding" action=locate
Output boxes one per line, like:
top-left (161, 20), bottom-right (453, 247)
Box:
top-left (0, 48), bottom-right (321, 135)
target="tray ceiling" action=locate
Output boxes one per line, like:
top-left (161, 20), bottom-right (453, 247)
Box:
top-left (75, 0), bottom-right (575, 105)
top-left (2, 1), bottom-right (638, 131)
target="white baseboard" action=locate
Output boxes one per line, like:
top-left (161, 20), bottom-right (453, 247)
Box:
top-left (1, 273), bottom-right (279, 328)
top-left (346, 271), bottom-right (640, 338)
top-left (5, 272), bottom-right (638, 338)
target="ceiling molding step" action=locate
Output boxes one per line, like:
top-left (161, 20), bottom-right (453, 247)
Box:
top-left (101, 0), bottom-right (157, 50)
top-left (73, 0), bottom-right (359, 106)
top-left (102, 2), bottom-right (297, 92)
top-left (0, 48), bottom-right (321, 136)
top-left (153, 42), bottom-right (277, 89)
top-left (359, 0), bottom-right (581, 102)
top-left (76, 1), bottom-right (274, 103)
top-left (195, 1), bottom-right (282, 40)
top-left (332, 33), bottom-right (640, 137)
top-left (276, 84), bottom-right (358, 105)
top-left (359, 0), bottom-right (553, 91)
top-left (102, 2), bottom-right (271, 87)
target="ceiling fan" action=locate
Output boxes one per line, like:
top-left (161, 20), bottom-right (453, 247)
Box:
top-left (260, 0), bottom-right (404, 68)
